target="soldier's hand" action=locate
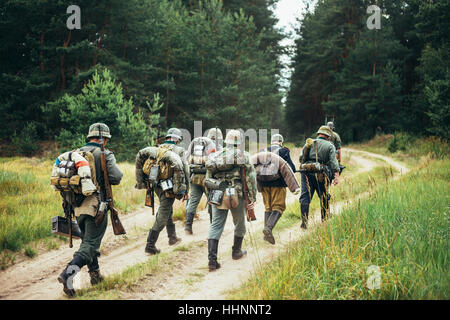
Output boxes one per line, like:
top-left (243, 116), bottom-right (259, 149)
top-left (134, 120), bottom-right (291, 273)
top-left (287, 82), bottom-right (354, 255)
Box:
top-left (293, 188), bottom-right (301, 195)
top-left (333, 172), bottom-right (340, 185)
top-left (183, 193), bottom-right (189, 201)
top-left (247, 202), bottom-right (255, 211)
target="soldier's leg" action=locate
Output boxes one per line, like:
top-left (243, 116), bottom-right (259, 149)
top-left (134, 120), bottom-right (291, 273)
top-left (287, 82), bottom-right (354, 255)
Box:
top-left (299, 173), bottom-right (317, 229)
top-left (207, 205), bottom-right (228, 271)
top-left (230, 199), bottom-right (247, 260)
top-left (59, 213), bottom-right (107, 296)
top-left (319, 179), bottom-right (330, 221)
top-left (261, 187), bottom-right (272, 229)
top-left (166, 206), bottom-right (181, 245)
top-left (264, 187), bottom-right (286, 244)
top-left (184, 184), bottom-right (204, 234)
top-left (145, 190), bottom-right (175, 254)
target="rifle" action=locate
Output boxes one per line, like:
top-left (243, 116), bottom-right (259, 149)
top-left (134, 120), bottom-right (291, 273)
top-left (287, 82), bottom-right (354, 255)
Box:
top-left (241, 167), bottom-right (256, 222)
top-left (63, 192), bottom-right (74, 248)
top-left (95, 125), bottom-right (126, 235)
top-left (145, 125), bottom-right (162, 215)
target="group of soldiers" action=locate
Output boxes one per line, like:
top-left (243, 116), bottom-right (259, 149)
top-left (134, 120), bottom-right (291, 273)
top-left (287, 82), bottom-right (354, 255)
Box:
top-left (57, 121), bottom-right (342, 297)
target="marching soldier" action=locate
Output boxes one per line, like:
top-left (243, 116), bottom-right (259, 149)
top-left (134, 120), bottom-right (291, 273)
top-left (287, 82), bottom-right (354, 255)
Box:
top-left (299, 126), bottom-right (340, 229)
top-left (260, 133), bottom-right (299, 244)
top-left (136, 128), bottom-right (190, 255)
top-left (58, 123), bottom-right (123, 297)
top-left (205, 130), bottom-right (257, 271)
top-left (327, 121), bottom-right (342, 163)
top-left (184, 128), bottom-right (222, 234)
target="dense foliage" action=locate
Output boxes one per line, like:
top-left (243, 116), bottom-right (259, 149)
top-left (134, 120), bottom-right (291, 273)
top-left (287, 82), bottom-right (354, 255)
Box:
top-left (0, 0), bottom-right (283, 148)
top-left (286, 0), bottom-right (449, 142)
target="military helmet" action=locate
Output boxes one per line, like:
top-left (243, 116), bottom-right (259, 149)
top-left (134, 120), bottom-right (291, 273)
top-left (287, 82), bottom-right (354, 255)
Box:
top-left (327, 121), bottom-right (335, 130)
top-left (87, 123), bottom-right (111, 139)
top-left (207, 128), bottom-right (223, 141)
top-left (271, 133), bottom-right (284, 144)
top-left (317, 125), bottom-right (333, 137)
top-left (166, 127), bottom-right (182, 141)
top-left (224, 129), bottom-right (242, 146)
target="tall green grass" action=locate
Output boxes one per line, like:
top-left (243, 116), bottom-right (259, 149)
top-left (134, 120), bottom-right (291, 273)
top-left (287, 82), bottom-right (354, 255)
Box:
top-left (231, 159), bottom-right (449, 299)
top-left (0, 158), bottom-right (144, 256)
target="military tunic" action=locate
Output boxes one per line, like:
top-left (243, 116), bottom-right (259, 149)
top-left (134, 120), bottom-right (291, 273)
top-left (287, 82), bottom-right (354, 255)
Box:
top-left (206, 147), bottom-right (257, 240)
top-left (72, 142), bottom-right (123, 270)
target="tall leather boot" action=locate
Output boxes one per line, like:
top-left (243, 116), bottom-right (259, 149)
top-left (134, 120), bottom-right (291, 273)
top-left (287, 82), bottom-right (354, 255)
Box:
top-left (208, 239), bottom-right (221, 271)
top-left (145, 229), bottom-right (161, 255)
top-left (58, 255), bottom-right (84, 297)
top-left (263, 211), bottom-right (271, 242)
top-left (185, 212), bottom-right (195, 235)
top-left (263, 210), bottom-right (282, 245)
top-left (166, 223), bottom-right (182, 245)
top-left (300, 203), bottom-right (309, 229)
top-left (321, 194), bottom-right (330, 222)
top-left (88, 256), bottom-right (104, 285)
top-left (232, 236), bottom-right (247, 260)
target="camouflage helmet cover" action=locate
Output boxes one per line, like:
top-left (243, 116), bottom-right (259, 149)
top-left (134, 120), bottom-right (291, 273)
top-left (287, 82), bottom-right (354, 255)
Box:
top-left (224, 129), bottom-right (242, 145)
top-left (166, 127), bottom-right (182, 141)
top-left (87, 123), bottom-right (112, 139)
top-left (206, 128), bottom-right (223, 141)
top-left (317, 125), bottom-right (333, 137)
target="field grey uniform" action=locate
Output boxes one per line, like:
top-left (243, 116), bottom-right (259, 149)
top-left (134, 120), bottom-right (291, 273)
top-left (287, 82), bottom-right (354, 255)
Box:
top-left (135, 131), bottom-right (190, 254)
top-left (299, 136), bottom-right (339, 227)
top-left (205, 132), bottom-right (257, 270)
top-left (58, 123), bottom-right (123, 296)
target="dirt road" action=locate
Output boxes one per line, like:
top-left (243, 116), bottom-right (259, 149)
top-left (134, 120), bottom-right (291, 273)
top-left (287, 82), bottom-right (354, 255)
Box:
top-left (0, 148), bottom-right (408, 300)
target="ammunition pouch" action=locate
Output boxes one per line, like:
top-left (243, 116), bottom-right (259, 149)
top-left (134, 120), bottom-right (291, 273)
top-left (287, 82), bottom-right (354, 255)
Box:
top-left (204, 178), bottom-right (228, 191)
top-left (217, 187), bottom-right (239, 210)
top-left (191, 173), bottom-right (206, 186)
top-left (208, 189), bottom-right (224, 205)
top-left (51, 175), bottom-right (82, 194)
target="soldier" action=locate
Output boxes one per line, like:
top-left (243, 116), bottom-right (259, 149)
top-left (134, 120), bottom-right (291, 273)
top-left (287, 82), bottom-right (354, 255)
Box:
top-left (327, 121), bottom-right (342, 163)
top-left (58, 123), bottom-right (123, 297)
top-left (138, 128), bottom-right (190, 255)
top-left (299, 126), bottom-right (340, 229)
top-left (205, 129), bottom-right (257, 271)
top-left (183, 129), bottom-right (219, 234)
top-left (259, 133), bottom-right (299, 244)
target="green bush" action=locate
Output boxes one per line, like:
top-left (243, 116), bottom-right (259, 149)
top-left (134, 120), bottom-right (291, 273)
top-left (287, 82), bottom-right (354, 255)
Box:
top-left (43, 68), bottom-right (161, 161)
top-left (11, 122), bottom-right (39, 156)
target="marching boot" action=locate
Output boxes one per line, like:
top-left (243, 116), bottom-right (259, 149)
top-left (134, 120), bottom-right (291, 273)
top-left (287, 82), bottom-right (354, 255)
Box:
top-left (88, 270), bottom-right (104, 285)
top-left (208, 239), bottom-right (221, 271)
top-left (145, 229), bottom-right (161, 255)
top-left (58, 255), bottom-right (83, 297)
top-left (87, 257), bottom-right (104, 285)
top-left (184, 212), bottom-right (195, 235)
top-left (263, 210), bottom-right (282, 245)
top-left (263, 211), bottom-right (271, 242)
top-left (232, 236), bottom-right (247, 260)
top-left (300, 203), bottom-right (309, 229)
top-left (166, 223), bottom-right (182, 245)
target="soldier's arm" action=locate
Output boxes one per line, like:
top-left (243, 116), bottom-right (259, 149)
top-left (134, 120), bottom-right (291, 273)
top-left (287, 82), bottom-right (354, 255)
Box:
top-left (282, 148), bottom-right (296, 172)
top-left (106, 151), bottom-right (123, 185)
top-left (179, 149), bottom-right (190, 194)
top-left (328, 144), bottom-right (340, 173)
top-left (134, 149), bottom-right (147, 189)
top-left (245, 155), bottom-right (258, 203)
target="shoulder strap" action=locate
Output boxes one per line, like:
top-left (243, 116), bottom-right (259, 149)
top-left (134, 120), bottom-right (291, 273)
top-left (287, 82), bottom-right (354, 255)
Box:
top-left (315, 140), bottom-right (319, 163)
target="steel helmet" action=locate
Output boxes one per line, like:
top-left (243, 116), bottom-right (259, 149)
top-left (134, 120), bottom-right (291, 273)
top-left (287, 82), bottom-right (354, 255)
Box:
top-left (271, 133), bottom-right (284, 144)
top-left (87, 123), bottom-right (111, 139)
top-left (327, 121), bottom-right (335, 130)
top-left (207, 128), bottom-right (223, 141)
top-left (224, 129), bottom-right (242, 146)
top-left (166, 127), bottom-right (182, 141)
top-left (317, 126), bottom-right (333, 137)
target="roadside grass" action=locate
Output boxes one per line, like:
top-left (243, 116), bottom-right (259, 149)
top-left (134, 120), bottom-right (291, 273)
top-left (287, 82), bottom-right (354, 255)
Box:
top-left (74, 252), bottom-right (168, 299)
top-left (230, 159), bottom-right (449, 299)
top-left (0, 158), bottom-right (142, 258)
top-left (347, 133), bottom-right (449, 166)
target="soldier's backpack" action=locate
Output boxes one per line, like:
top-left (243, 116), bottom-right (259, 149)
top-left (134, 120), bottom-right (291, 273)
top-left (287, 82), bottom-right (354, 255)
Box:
top-left (142, 144), bottom-right (175, 183)
top-left (252, 152), bottom-right (281, 182)
top-left (50, 149), bottom-right (98, 196)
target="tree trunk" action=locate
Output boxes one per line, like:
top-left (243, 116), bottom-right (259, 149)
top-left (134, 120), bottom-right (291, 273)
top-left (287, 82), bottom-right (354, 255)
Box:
top-left (122, 23), bottom-right (127, 60)
top-left (60, 30), bottom-right (72, 91)
top-left (165, 38), bottom-right (171, 128)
